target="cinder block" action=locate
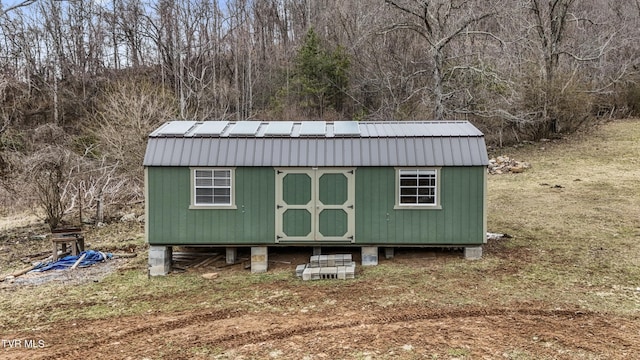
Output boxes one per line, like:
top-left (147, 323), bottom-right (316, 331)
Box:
top-left (345, 263), bottom-right (356, 279)
top-left (339, 254), bottom-right (352, 266)
top-left (327, 255), bottom-right (336, 267)
top-left (319, 267), bottom-right (338, 279)
top-left (148, 246), bottom-right (172, 276)
top-left (337, 254), bottom-right (352, 266)
top-left (226, 247), bottom-right (237, 264)
top-left (361, 246), bottom-right (378, 266)
top-left (310, 267), bottom-right (321, 280)
top-left (464, 246), bottom-right (483, 260)
top-left (300, 254), bottom-right (357, 280)
top-left (385, 247), bottom-right (395, 259)
top-left (296, 264), bottom-right (307, 277)
top-left (310, 255), bottom-right (320, 267)
top-left (302, 268), bottom-right (312, 281)
top-left (251, 246), bottom-right (268, 273)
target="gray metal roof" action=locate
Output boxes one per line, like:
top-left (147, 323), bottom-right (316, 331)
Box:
top-left (144, 121), bottom-right (489, 167)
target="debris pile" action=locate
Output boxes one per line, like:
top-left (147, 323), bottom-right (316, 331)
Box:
top-left (296, 254), bottom-right (355, 281)
top-left (488, 156), bottom-right (531, 174)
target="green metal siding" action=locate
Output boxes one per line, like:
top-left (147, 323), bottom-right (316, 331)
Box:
top-left (147, 167), bottom-right (275, 245)
top-left (147, 166), bottom-right (484, 246)
top-left (355, 167), bottom-right (485, 245)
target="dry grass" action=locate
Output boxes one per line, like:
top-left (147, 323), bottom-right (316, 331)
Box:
top-left (486, 119), bottom-right (640, 312)
top-left (0, 212), bottom-right (41, 232)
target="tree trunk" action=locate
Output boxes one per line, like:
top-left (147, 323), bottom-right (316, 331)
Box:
top-left (433, 50), bottom-right (444, 120)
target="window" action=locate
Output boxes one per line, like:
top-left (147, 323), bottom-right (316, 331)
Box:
top-left (193, 169), bottom-right (233, 206)
top-left (397, 169), bottom-right (439, 207)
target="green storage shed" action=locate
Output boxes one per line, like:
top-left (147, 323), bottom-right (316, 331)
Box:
top-left (144, 120), bottom-right (489, 275)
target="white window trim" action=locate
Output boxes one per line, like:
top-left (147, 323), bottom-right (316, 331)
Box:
top-left (394, 167), bottom-right (442, 210)
top-left (189, 167), bottom-right (237, 209)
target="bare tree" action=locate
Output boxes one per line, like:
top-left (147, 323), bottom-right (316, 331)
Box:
top-left (530, 0), bottom-right (575, 85)
top-left (511, 0), bottom-right (618, 137)
top-left (93, 79), bottom-right (176, 185)
top-left (27, 146), bottom-right (74, 229)
top-left (383, 0), bottom-right (498, 119)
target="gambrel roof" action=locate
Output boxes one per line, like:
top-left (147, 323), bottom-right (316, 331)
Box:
top-left (143, 121), bottom-right (489, 167)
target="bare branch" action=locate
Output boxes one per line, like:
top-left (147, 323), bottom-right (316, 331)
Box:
top-left (461, 30), bottom-right (506, 48)
top-left (1, 0), bottom-right (36, 15)
top-left (378, 22), bottom-right (431, 43)
top-left (384, 0), bottom-right (423, 22)
top-left (435, 11), bottom-right (497, 51)
top-left (0, 119), bottom-right (8, 136)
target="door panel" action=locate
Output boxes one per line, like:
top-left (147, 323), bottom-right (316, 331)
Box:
top-left (276, 168), bottom-right (354, 242)
top-left (276, 170), bottom-right (314, 241)
top-left (282, 209), bottom-right (312, 237)
top-left (315, 169), bottom-right (354, 241)
top-left (318, 173), bottom-right (348, 205)
top-left (282, 173), bottom-right (312, 205)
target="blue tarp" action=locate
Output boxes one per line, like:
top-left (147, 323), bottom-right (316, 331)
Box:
top-left (33, 250), bottom-right (112, 272)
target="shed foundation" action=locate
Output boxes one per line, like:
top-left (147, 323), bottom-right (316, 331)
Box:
top-left (384, 247), bottom-right (395, 259)
top-left (225, 247), bottom-right (237, 264)
top-left (251, 246), bottom-right (268, 273)
top-left (149, 245), bottom-right (172, 276)
top-left (361, 246), bottom-right (378, 266)
top-left (464, 246), bottom-right (483, 260)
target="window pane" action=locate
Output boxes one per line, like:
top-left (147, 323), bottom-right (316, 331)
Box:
top-left (196, 195), bottom-right (213, 204)
top-left (213, 195), bottom-right (231, 204)
top-left (418, 178), bottom-right (435, 187)
top-left (213, 188), bottom-right (230, 196)
top-left (400, 173), bottom-right (416, 179)
top-left (213, 178), bottom-right (230, 186)
top-left (417, 196), bottom-right (435, 204)
top-left (400, 187), bottom-right (417, 196)
top-left (196, 178), bottom-right (213, 186)
top-left (196, 188), bottom-right (213, 196)
top-left (400, 196), bottom-right (416, 204)
top-left (400, 178), bottom-right (417, 187)
top-left (195, 170), bottom-right (212, 178)
top-left (213, 170), bottom-right (230, 178)
top-left (418, 188), bottom-right (434, 196)
top-left (417, 169), bottom-right (435, 176)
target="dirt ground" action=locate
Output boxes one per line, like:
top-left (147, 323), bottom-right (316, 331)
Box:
top-left (2, 304), bottom-right (638, 360)
top-left (2, 247), bottom-right (639, 360)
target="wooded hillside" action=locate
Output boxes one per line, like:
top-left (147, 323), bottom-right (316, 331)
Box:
top-left (1, 0), bottom-right (639, 223)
